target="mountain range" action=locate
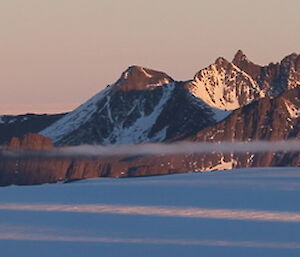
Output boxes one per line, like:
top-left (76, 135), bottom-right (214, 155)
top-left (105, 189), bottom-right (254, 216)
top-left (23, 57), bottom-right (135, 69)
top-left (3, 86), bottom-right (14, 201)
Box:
top-left (0, 50), bottom-right (300, 185)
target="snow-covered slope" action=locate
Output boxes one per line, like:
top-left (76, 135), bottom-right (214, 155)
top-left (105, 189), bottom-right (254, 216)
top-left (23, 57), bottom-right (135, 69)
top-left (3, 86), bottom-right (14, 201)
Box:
top-left (40, 66), bottom-right (229, 146)
top-left (40, 66), bottom-right (175, 145)
top-left (185, 57), bottom-right (265, 110)
top-left (1, 168), bottom-right (300, 257)
top-left (185, 51), bottom-right (300, 111)
top-left (40, 86), bottom-right (112, 144)
top-left (39, 51), bottom-right (300, 146)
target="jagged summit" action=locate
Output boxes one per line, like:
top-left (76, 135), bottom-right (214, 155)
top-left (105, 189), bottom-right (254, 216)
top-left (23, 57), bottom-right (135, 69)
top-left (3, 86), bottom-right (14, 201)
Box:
top-left (232, 51), bottom-right (300, 95)
top-left (232, 50), bottom-right (262, 81)
top-left (232, 50), bottom-right (248, 64)
top-left (114, 65), bottom-right (174, 91)
top-left (184, 54), bottom-right (263, 110)
top-left (184, 51), bottom-right (300, 110)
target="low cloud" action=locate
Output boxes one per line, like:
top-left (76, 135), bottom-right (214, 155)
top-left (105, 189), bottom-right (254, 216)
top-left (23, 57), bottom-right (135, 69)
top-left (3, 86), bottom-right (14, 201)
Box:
top-left (1, 140), bottom-right (300, 160)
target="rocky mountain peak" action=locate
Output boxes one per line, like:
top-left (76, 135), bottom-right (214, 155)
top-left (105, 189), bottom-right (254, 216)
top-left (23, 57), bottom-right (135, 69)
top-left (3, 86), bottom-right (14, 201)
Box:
top-left (277, 53), bottom-right (300, 91)
top-left (232, 50), bottom-right (247, 65)
top-left (114, 65), bottom-right (174, 91)
top-left (232, 50), bottom-right (262, 81)
top-left (184, 54), bottom-right (263, 110)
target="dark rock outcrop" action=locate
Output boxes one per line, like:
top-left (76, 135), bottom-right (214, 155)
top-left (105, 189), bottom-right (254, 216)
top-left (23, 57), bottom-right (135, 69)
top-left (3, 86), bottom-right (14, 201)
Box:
top-left (0, 134), bottom-right (70, 186)
top-left (0, 113), bottom-right (66, 145)
top-left (233, 50), bottom-right (300, 96)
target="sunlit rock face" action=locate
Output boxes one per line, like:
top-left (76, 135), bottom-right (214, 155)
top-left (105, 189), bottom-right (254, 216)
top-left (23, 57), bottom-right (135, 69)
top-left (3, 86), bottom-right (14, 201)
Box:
top-left (184, 55), bottom-right (264, 110)
top-left (185, 50), bottom-right (300, 111)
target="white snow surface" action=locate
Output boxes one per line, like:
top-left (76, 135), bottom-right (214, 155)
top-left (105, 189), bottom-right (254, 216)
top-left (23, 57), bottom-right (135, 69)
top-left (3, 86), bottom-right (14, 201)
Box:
top-left (189, 61), bottom-right (265, 110)
top-left (1, 167), bottom-right (300, 257)
top-left (210, 106), bottom-right (232, 122)
top-left (189, 94), bottom-right (232, 123)
top-left (40, 86), bottom-right (111, 143)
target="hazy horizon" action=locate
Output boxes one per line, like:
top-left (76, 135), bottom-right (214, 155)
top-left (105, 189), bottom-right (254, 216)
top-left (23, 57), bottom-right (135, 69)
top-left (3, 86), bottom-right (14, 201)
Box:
top-left (1, 0), bottom-right (300, 115)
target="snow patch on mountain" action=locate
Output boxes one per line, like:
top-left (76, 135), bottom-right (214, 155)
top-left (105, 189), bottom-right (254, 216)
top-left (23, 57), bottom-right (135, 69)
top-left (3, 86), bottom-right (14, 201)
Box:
top-left (40, 86), bottom-right (111, 143)
top-left (103, 83), bottom-right (175, 144)
top-left (204, 156), bottom-right (237, 171)
top-left (211, 107), bottom-right (232, 122)
top-left (188, 60), bottom-right (265, 110)
top-left (140, 67), bottom-right (153, 78)
top-left (187, 93), bottom-right (232, 123)
top-left (0, 116), bottom-right (30, 125)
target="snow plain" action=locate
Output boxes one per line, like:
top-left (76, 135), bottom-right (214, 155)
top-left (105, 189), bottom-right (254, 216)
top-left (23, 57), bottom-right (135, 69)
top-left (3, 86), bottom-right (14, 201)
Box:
top-left (0, 167), bottom-right (300, 257)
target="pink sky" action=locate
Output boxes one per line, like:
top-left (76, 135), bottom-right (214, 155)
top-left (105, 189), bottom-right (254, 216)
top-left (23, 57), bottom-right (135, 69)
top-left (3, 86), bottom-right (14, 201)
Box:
top-left (1, 0), bottom-right (299, 114)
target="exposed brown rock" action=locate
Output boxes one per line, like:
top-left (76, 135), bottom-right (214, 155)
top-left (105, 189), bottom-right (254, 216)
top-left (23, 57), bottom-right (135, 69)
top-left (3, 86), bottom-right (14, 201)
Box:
top-left (114, 65), bottom-right (174, 91)
top-left (7, 134), bottom-right (53, 150)
top-left (232, 50), bottom-right (262, 81)
top-left (233, 50), bottom-right (300, 95)
top-left (0, 134), bottom-right (70, 186)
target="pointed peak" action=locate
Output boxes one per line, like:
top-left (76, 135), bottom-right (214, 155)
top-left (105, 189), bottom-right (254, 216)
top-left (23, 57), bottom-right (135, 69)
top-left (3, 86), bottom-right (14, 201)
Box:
top-left (232, 49), bottom-right (248, 65)
top-left (231, 50), bottom-right (262, 81)
top-left (236, 49), bottom-right (245, 56)
top-left (192, 57), bottom-right (232, 80)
